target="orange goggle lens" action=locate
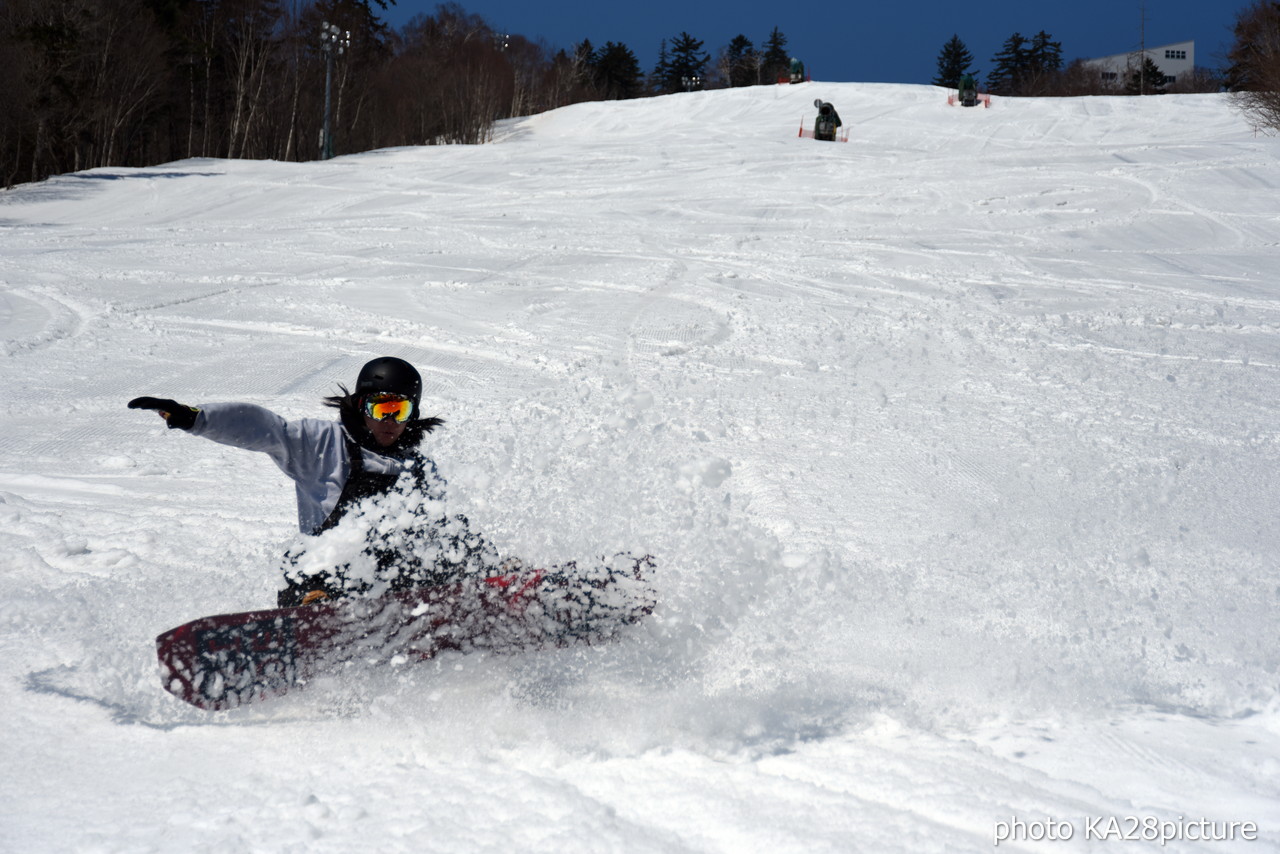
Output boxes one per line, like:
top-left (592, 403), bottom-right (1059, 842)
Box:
top-left (363, 394), bottom-right (414, 423)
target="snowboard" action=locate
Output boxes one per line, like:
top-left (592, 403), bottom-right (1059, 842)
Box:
top-left (156, 557), bottom-right (655, 711)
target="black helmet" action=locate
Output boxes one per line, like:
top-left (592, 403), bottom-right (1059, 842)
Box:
top-left (355, 357), bottom-right (422, 409)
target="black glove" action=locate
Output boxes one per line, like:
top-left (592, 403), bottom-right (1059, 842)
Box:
top-left (128, 396), bottom-right (200, 431)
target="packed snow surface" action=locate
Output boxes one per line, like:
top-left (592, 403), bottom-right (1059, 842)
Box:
top-left (2, 82), bottom-right (1280, 852)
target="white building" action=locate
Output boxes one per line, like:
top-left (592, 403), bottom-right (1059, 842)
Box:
top-left (1084, 40), bottom-right (1195, 87)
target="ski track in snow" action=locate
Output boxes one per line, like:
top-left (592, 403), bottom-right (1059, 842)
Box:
top-left (2, 82), bottom-right (1279, 852)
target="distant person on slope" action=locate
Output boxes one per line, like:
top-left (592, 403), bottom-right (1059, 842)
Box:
top-left (129, 356), bottom-right (502, 607)
top-left (789, 57), bottom-right (806, 84)
top-left (813, 99), bottom-right (842, 142)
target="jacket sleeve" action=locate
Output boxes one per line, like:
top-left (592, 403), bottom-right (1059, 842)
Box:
top-left (187, 402), bottom-right (348, 532)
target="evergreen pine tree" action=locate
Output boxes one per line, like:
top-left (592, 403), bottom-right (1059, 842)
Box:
top-left (988, 30), bottom-right (1063, 96)
top-left (933, 34), bottom-right (976, 88)
top-left (987, 32), bottom-right (1028, 95)
top-left (665, 31), bottom-right (709, 91)
top-left (1126, 55), bottom-right (1167, 95)
top-left (760, 26), bottom-right (789, 84)
top-left (595, 41), bottom-right (644, 99)
top-left (650, 39), bottom-right (672, 94)
top-left (1024, 30), bottom-right (1064, 95)
top-left (724, 34), bottom-right (758, 87)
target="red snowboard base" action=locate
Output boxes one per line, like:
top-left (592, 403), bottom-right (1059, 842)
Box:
top-left (156, 560), bottom-right (654, 711)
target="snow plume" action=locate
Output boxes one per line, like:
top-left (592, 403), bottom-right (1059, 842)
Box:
top-left (281, 467), bottom-right (500, 600)
top-left (432, 326), bottom-right (1277, 735)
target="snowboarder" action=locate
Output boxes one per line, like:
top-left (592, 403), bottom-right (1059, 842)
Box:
top-left (958, 73), bottom-right (979, 107)
top-left (129, 356), bottom-right (501, 607)
top-left (813, 99), bottom-right (842, 142)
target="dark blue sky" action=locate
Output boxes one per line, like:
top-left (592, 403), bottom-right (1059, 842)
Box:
top-left (379, 0), bottom-right (1243, 84)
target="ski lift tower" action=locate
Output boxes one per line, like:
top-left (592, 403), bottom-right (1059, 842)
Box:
top-left (320, 22), bottom-right (350, 160)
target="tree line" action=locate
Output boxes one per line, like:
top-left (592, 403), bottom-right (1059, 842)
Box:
top-left (0, 0), bottom-right (799, 188)
top-left (932, 30), bottom-right (1223, 98)
top-left (572, 28), bottom-right (793, 99)
top-left (0, 0), bottom-right (581, 187)
top-left (9, 0), bottom-right (1278, 189)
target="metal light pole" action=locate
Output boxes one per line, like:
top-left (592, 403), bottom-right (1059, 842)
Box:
top-left (320, 22), bottom-right (350, 160)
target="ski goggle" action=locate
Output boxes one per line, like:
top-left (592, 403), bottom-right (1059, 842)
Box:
top-left (363, 393), bottom-right (414, 423)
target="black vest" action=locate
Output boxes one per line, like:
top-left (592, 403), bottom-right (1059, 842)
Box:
top-left (313, 440), bottom-right (404, 534)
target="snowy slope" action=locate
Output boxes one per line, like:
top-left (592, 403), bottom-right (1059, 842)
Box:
top-left (2, 81), bottom-right (1279, 852)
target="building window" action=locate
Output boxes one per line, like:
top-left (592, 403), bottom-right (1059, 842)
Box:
top-left (1165, 50), bottom-right (1187, 60)
top-left (1102, 71), bottom-right (1118, 81)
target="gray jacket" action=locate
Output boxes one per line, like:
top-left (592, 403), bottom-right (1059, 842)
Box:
top-left (188, 402), bottom-right (411, 533)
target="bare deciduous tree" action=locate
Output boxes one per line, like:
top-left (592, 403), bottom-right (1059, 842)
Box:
top-left (222, 0), bottom-right (280, 158)
top-left (0, 0), bottom-right (168, 182)
top-left (1166, 66), bottom-right (1224, 94)
top-left (85, 0), bottom-right (169, 166)
top-left (0, 0), bottom-right (660, 187)
top-left (1228, 1), bottom-right (1280, 131)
